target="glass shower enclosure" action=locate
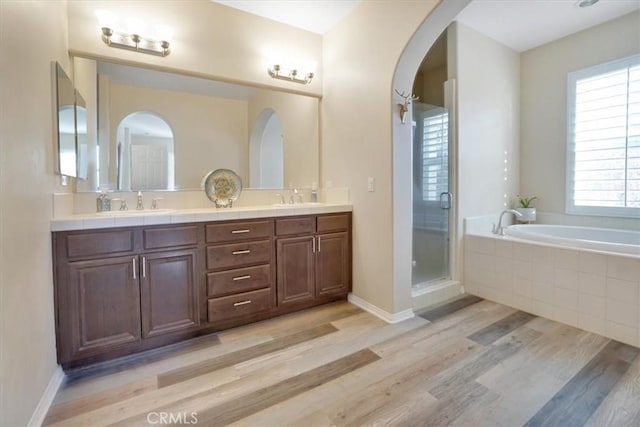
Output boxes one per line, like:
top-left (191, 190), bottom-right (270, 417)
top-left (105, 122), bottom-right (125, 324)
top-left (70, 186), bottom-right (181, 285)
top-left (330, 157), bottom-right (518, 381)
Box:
top-left (412, 102), bottom-right (451, 288)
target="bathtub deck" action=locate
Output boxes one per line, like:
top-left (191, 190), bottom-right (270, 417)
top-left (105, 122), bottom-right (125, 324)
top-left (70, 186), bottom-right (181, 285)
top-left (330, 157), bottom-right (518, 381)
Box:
top-left (44, 298), bottom-right (640, 426)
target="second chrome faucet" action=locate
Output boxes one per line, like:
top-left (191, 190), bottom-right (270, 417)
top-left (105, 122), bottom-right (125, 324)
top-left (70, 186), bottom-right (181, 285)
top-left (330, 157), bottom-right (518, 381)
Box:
top-left (492, 209), bottom-right (522, 235)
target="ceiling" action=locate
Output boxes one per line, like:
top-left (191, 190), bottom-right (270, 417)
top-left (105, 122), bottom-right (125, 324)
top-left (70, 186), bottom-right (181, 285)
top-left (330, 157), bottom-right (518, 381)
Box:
top-left (211, 0), bottom-right (361, 34)
top-left (212, 0), bottom-right (638, 51)
top-left (456, 0), bottom-right (640, 52)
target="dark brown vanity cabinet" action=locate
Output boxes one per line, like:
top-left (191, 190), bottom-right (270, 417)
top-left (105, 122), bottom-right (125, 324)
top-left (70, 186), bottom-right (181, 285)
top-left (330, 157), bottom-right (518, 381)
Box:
top-left (53, 225), bottom-right (201, 366)
top-left (204, 220), bottom-right (276, 323)
top-left (276, 213), bottom-right (351, 308)
top-left (53, 212), bottom-right (351, 369)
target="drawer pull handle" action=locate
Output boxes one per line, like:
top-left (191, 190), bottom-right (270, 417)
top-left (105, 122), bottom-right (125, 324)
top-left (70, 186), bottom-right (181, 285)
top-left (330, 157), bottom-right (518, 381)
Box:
top-left (233, 275), bottom-right (252, 281)
top-left (233, 300), bottom-right (252, 307)
top-left (132, 257), bottom-right (137, 279)
top-left (232, 250), bottom-right (251, 255)
top-left (231, 229), bottom-right (250, 234)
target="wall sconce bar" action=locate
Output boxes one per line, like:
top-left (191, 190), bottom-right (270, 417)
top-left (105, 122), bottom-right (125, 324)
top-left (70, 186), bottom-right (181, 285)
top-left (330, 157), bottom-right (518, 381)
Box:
top-left (268, 64), bottom-right (314, 85)
top-left (101, 27), bottom-right (170, 57)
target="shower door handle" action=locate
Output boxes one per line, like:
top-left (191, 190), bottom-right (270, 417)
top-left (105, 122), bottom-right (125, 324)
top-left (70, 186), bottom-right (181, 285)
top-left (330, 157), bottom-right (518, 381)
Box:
top-left (439, 192), bottom-right (452, 210)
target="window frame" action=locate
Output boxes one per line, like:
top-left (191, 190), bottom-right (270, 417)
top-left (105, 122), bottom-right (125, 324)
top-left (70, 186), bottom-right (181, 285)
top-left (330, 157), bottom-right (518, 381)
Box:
top-left (565, 54), bottom-right (640, 218)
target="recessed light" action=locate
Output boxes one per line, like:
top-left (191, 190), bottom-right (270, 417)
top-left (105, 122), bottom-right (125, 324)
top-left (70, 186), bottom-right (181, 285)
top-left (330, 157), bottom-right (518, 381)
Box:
top-left (576, 0), bottom-right (599, 7)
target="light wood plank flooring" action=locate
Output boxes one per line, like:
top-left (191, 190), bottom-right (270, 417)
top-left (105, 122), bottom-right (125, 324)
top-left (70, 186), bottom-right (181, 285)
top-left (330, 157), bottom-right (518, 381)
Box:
top-left (45, 297), bottom-right (640, 426)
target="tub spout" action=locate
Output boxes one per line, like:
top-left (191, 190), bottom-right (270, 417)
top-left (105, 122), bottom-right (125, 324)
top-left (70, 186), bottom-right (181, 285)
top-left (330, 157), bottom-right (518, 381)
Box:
top-left (492, 209), bottom-right (522, 236)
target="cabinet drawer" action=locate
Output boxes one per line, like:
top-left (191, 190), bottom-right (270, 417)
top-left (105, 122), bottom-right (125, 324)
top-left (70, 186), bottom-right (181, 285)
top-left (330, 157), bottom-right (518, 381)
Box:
top-left (66, 230), bottom-right (136, 259)
top-left (206, 220), bottom-right (271, 243)
top-left (206, 240), bottom-right (271, 270)
top-left (317, 214), bottom-right (350, 233)
top-left (207, 288), bottom-right (272, 322)
top-left (207, 264), bottom-right (271, 297)
top-left (275, 216), bottom-right (315, 236)
top-left (143, 225), bottom-right (199, 250)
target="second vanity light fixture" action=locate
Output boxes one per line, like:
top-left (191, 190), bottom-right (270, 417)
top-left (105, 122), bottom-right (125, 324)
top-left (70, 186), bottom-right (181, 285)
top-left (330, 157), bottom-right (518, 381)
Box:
top-left (95, 10), bottom-right (172, 57)
top-left (268, 64), bottom-right (314, 85)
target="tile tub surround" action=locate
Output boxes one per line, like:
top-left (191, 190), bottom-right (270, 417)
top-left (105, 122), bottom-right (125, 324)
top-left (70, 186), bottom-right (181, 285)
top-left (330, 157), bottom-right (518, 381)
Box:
top-left (464, 232), bottom-right (640, 347)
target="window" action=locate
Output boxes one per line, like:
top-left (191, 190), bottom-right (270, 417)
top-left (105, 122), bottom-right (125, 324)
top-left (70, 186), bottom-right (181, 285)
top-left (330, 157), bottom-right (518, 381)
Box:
top-left (566, 54), bottom-right (640, 217)
top-left (421, 111), bottom-right (449, 202)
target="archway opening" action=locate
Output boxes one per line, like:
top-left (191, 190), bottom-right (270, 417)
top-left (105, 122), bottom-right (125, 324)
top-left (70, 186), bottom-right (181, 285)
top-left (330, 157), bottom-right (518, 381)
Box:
top-left (116, 111), bottom-right (175, 191)
top-left (249, 108), bottom-right (284, 188)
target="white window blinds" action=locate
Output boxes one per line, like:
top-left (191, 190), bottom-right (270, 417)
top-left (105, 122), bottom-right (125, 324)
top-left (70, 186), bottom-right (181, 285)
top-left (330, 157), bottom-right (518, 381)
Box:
top-left (567, 55), bottom-right (640, 217)
top-left (422, 112), bottom-right (449, 202)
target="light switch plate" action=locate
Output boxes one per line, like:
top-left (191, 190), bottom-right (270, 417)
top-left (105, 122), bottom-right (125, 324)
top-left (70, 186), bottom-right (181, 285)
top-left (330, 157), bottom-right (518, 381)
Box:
top-left (367, 177), bottom-right (375, 192)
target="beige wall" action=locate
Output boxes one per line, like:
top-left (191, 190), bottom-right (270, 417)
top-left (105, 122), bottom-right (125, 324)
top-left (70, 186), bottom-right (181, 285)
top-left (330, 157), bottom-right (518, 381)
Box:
top-left (417, 65), bottom-right (447, 107)
top-left (521, 11), bottom-right (640, 227)
top-left (322, 0), bottom-right (443, 313)
top-left (248, 90), bottom-right (319, 190)
top-left (0, 1), bottom-right (71, 425)
top-left (452, 22), bottom-right (521, 238)
top-left (67, 0), bottom-right (323, 97)
top-left (108, 82), bottom-right (248, 189)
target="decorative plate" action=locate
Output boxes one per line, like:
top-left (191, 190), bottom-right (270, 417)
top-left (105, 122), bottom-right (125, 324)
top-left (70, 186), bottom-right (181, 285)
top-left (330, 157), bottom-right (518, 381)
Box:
top-left (204, 169), bottom-right (242, 207)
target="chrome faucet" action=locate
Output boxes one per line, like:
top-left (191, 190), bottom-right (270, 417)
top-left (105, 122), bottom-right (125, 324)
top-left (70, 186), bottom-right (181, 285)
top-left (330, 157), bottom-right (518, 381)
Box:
top-left (151, 197), bottom-right (164, 210)
top-left (136, 191), bottom-right (144, 210)
top-left (492, 209), bottom-right (522, 235)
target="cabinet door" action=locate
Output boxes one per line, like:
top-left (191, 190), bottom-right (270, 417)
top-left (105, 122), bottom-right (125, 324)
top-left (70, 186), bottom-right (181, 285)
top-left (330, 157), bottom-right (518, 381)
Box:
top-left (316, 232), bottom-right (350, 297)
top-left (66, 256), bottom-right (141, 361)
top-left (276, 236), bottom-right (315, 306)
top-left (140, 249), bottom-right (199, 338)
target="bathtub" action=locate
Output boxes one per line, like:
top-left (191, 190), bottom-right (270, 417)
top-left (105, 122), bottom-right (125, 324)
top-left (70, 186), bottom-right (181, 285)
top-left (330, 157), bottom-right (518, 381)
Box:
top-left (464, 221), bottom-right (640, 347)
top-left (505, 224), bottom-right (640, 256)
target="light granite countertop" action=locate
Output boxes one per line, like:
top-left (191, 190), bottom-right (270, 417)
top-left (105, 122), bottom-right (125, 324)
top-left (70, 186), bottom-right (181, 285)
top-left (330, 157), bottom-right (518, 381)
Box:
top-left (50, 203), bottom-right (353, 231)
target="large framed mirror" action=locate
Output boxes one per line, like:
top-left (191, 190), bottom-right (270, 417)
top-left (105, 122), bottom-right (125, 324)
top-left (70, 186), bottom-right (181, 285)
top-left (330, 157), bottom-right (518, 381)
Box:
top-left (75, 59), bottom-right (320, 192)
top-left (55, 63), bottom-right (77, 178)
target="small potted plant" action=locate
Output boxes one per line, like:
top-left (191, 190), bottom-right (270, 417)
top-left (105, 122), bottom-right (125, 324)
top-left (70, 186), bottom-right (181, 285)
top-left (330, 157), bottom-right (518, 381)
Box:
top-left (516, 195), bottom-right (538, 222)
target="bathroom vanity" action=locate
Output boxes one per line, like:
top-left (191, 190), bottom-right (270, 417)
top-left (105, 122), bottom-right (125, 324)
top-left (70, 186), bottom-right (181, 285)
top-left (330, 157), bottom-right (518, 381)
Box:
top-left (52, 207), bottom-right (351, 369)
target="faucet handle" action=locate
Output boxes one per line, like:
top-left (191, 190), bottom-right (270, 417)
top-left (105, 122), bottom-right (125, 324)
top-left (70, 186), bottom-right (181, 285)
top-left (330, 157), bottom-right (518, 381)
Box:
top-left (492, 223), bottom-right (499, 234)
top-left (275, 193), bottom-right (285, 205)
top-left (151, 197), bottom-right (164, 210)
top-left (111, 198), bottom-right (128, 211)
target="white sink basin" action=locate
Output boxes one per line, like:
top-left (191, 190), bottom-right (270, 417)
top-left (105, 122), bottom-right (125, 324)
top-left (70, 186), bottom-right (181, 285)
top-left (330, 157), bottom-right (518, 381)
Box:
top-left (272, 203), bottom-right (324, 208)
top-left (96, 209), bottom-right (173, 215)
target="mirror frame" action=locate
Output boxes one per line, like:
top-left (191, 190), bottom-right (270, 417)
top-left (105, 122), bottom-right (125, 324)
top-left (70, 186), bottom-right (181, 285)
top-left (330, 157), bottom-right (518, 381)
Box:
top-left (54, 62), bottom-right (78, 178)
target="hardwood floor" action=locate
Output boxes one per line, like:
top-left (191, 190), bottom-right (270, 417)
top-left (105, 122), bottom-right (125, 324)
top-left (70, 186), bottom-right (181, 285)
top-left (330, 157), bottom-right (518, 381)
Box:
top-left (45, 297), bottom-right (640, 426)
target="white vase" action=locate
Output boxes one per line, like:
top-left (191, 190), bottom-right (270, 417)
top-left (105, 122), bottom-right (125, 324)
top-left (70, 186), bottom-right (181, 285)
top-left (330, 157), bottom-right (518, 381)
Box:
top-left (516, 207), bottom-right (536, 222)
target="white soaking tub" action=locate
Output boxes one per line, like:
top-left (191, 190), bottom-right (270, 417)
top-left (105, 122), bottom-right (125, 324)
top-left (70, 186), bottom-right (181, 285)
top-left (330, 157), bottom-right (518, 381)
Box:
top-left (505, 224), bottom-right (640, 256)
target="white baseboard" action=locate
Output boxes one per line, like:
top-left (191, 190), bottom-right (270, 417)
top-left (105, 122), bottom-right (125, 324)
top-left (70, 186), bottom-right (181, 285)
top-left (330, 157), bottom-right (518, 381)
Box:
top-left (348, 293), bottom-right (414, 323)
top-left (28, 365), bottom-right (65, 427)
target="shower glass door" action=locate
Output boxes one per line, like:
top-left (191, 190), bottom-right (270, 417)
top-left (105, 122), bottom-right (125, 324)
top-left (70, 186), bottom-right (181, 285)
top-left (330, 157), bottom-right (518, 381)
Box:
top-left (412, 102), bottom-right (450, 288)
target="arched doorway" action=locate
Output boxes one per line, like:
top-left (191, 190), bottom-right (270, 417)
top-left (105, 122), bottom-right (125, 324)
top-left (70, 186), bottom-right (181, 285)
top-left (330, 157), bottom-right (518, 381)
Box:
top-left (391, 1), bottom-right (471, 312)
top-left (116, 111), bottom-right (175, 191)
top-left (249, 108), bottom-right (284, 189)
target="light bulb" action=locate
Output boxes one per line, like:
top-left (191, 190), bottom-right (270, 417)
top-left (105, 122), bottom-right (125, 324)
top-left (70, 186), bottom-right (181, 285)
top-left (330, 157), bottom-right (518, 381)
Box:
top-left (95, 10), bottom-right (117, 29)
top-left (126, 17), bottom-right (146, 35)
top-left (155, 24), bottom-right (174, 42)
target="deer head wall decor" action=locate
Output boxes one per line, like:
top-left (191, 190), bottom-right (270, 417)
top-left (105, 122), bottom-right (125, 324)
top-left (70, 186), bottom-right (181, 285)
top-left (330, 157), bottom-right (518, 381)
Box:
top-left (395, 89), bottom-right (419, 124)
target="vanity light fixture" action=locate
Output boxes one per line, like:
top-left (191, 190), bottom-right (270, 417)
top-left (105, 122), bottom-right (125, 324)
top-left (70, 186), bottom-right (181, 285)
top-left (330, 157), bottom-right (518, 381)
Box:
top-left (95, 10), bottom-right (171, 57)
top-left (101, 27), bottom-right (171, 57)
top-left (268, 64), bottom-right (314, 85)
